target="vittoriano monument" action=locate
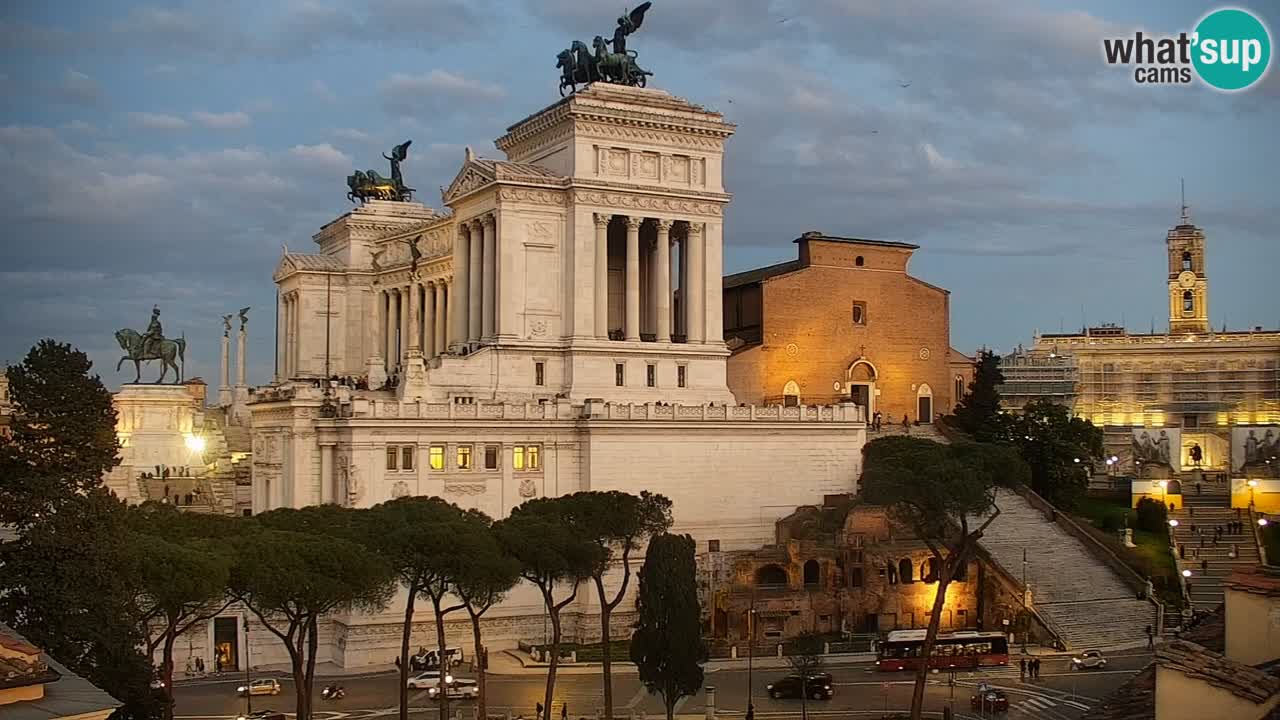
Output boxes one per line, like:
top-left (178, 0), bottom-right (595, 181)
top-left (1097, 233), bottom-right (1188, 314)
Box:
top-left (347, 140), bottom-right (415, 204)
top-left (115, 305), bottom-right (187, 384)
top-left (557, 2), bottom-right (654, 96)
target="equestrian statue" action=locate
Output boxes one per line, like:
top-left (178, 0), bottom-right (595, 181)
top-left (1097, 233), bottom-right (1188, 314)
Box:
top-left (347, 140), bottom-right (415, 204)
top-left (557, 3), bottom-right (653, 96)
top-left (115, 306), bottom-right (186, 384)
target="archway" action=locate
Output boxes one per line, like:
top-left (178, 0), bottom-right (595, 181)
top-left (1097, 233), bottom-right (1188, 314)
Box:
top-left (917, 383), bottom-right (934, 424)
top-left (803, 559), bottom-right (820, 587)
top-left (755, 564), bottom-right (788, 587)
top-left (898, 558), bottom-right (914, 584)
top-left (847, 360), bottom-right (877, 414)
top-left (783, 380), bottom-right (800, 407)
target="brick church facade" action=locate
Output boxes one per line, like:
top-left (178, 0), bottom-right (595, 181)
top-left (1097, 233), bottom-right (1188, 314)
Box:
top-left (723, 231), bottom-right (973, 424)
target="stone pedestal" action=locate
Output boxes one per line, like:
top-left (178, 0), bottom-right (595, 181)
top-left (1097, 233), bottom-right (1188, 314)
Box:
top-left (107, 384), bottom-right (206, 504)
top-left (398, 352), bottom-right (428, 401)
top-left (1124, 528), bottom-right (1136, 547)
top-left (367, 355), bottom-right (388, 390)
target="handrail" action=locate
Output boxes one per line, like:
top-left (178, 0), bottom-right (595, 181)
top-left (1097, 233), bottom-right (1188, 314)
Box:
top-left (1249, 506), bottom-right (1270, 567)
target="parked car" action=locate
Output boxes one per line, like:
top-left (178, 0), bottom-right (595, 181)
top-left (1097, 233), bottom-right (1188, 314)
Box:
top-left (427, 679), bottom-right (479, 700)
top-left (970, 688), bottom-right (1009, 713)
top-left (237, 679), bottom-right (281, 696)
top-left (236, 711), bottom-right (287, 720)
top-left (411, 647), bottom-right (465, 670)
top-left (1071, 650), bottom-right (1107, 670)
top-left (766, 673), bottom-right (834, 700)
top-left (407, 671), bottom-right (449, 689)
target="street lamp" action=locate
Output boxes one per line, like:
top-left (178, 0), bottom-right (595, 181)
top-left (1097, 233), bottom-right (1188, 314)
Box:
top-left (1260, 517), bottom-right (1270, 527)
top-left (1248, 479), bottom-right (1259, 508)
top-left (244, 616), bottom-right (252, 717)
top-left (1159, 480), bottom-right (1169, 506)
top-left (1168, 519), bottom-right (1179, 528)
top-left (747, 605), bottom-right (756, 718)
top-left (1182, 569), bottom-right (1192, 578)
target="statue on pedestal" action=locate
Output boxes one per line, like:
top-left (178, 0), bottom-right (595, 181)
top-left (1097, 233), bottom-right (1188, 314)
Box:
top-left (346, 141), bottom-right (415, 204)
top-left (115, 306), bottom-right (186, 384)
top-left (557, 3), bottom-right (653, 95)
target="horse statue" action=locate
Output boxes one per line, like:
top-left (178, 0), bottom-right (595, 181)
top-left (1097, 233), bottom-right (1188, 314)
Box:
top-left (592, 35), bottom-right (650, 87)
top-left (115, 328), bottom-right (186, 384)
top-left (558, 40), bottom-right (599, 96)
top-left (346, 141), bottom-right (415, 204)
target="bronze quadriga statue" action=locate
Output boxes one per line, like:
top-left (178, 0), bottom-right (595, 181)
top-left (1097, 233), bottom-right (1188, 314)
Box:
top-left (347, 140), bottom-right (415, 204)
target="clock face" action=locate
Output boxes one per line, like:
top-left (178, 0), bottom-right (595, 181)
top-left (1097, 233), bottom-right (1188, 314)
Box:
top-left (1178, 270), bottom-right (1197, 289)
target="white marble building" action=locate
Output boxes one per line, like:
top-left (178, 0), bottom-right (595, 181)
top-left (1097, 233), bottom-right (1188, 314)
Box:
top-left (239, 84), bottom-right (867, 668)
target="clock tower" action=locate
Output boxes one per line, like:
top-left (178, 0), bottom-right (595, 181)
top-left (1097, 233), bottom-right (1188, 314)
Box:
top-left (1167, 197), bottom-right (1209, 334)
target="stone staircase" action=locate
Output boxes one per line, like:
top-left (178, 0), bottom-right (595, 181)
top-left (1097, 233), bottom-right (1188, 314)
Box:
top-left (979, 490), bottom-right (1157, 650)
top-left (1171, 476), bottom-right (1261, 611)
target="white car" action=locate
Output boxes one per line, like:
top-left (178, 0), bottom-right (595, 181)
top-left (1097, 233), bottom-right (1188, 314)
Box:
top-left (407, 671), bottom-right (447, 689)
top-left (237, 678), bottom-right (281, 696)
top-left (1071, 650), bottom-right (1108, 670)
top-left (427, 679), bottom-right (479, 700)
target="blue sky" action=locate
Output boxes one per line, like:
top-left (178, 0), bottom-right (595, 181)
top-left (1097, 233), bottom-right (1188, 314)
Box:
top-left (1, 0), bottom-right (1276, 388)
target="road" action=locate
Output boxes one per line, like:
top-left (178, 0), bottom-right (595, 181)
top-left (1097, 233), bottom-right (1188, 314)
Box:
top-left (174, 652), bottom-right (1151, 720)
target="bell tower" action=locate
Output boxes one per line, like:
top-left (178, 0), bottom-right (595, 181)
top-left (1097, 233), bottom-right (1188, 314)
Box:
top-left (1167, 183), bottom-right (1209, 334)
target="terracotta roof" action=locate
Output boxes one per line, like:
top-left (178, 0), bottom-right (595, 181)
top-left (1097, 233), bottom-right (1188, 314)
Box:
top-left (794, 231), bottom-right (919, 250)
top-left (1157, 639), bottom-right (1280, 705)
top-left (0, 623), bottom-right (120, 720)
top-left (1225, 567), bottom-right (1280, 597)
top-left (722, 260), bottom-right (802, 289)
top-left (0, 627), bottom-right (58, 692)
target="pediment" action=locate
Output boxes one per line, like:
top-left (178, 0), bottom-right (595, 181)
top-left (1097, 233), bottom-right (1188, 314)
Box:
top-left (443, 161), bottom-right (496, 205)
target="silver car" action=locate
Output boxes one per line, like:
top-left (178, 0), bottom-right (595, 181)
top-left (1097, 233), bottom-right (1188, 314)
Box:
top-left (1071, 650), bottom-right (1107, 670)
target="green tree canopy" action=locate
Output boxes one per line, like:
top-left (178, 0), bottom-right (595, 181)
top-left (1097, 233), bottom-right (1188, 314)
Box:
top-left (0, 339), bottom-right (118, 526)
top-left (451, 512), bottom-right (520, 720)
top-left (950, 349), bottom-right (1006, 442)
top-left (860, 436), bottom-right (1028, 720)
top-left (560, 491), bottom-right (672, 720)
top-left (496, 498), bottom-right (603, 720)
top-left (629, 533), bottom-right (706, 720)
top-left (229, 523), bottom-right (394, 720)
top-left (999, 399), bottom-right (1103, 508)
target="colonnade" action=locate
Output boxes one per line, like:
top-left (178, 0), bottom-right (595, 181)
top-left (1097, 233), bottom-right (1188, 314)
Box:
top-left (594, 213), bottom-right (708, 344)
top-left (279, 290), bottom-right (300, 378)
top-left (451, 213), bottom-right (498, 348)
top-left (376, 278), bottom-right (450, 374)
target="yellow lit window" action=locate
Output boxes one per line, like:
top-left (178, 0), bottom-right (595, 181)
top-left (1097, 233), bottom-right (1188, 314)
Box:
top-left (527, 445), bottom-right (540, 470)
top-left (429, 445), bottom-right (444, 471)
top-left (456, 445), bottom-right (472, 470)
top-left (513, 446), bottom-right (525, 470)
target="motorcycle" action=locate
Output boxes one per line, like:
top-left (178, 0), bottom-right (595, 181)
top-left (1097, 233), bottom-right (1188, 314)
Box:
top-left (321, 685), bottom-right (345, 700)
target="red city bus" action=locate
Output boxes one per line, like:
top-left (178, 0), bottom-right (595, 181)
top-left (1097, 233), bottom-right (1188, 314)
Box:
top-left (874, 630), bottom-right (1010, 671)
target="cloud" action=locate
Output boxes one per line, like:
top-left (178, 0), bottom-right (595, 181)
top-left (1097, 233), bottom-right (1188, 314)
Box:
top-left (55, 69), bottom-right (103, 106)
top-left (191, 111), bottom-right (253, 129)
top-left (332, 128), bottom-right (371, 142)
top-left (60, 120), bottom-right (97, 135)
top-left (129, 112), bottom-right (190, 130)
top-left (287, 143), bottom-right (353, 175)
top-left (310, 79), bottom-right (337, 102)
top-left (379, 70), bottom-right (505, 115)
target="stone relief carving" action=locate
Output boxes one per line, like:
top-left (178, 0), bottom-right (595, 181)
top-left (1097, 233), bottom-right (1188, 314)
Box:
top-left (444, 482), bottom-right (487, 495)
top-left (529, 319), bottom-right (548, 337)
top-left (519, 477), bottom-right (538, 498)
top-left (339, 455), bottom-right (362, 505)
top-left (577, 122), bottom-right (724, 151)
top-left (527, 221), bottom-right (554, 245)
top-left (391, 480), bottom-right (410, 499)
top-left (571, 190), bottom-right (723, 216)
top-left (497, 188), bottom-right (567, 206)
top-left (637, 153), bottom-right (658, 179)
top-left (690, 158), bottom-right (703, 185)
top-left (445, 167), bottom-right (493, 201)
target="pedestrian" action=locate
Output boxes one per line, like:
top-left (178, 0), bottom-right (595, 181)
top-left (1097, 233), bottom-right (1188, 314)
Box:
top-left (1145, 625), bottom-right (1154, 650)
top-left (745, 704), bottom-right (754, 720)
top-left (1201, 558), bottom-right (1208, 572)
top-left (1196, 481), bottom-right (1202, 495)
top-left (1190, 523), bottom-right (1197, 534)
top-left (536, 702), bottom-right (544, 720)
top-left (1200, 533), bottom-right (1205, 548)
top-left (1020, 657), bottom-right (1027, 680)
top-left (562, 704), bottom-right (568, 720)
top-left (1178, 543), bottom-right (1185, 559)
top-left (1035, 658), bottom-right (1042, 679)
top-left (902, 415), bottom-right (910, 434)
top-left (215, 656), bottom-right (222, 674)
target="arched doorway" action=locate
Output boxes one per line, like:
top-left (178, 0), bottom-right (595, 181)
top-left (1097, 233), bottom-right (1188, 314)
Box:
top-left (917, 383), bottom-right (933, 424)
top-left (756, 564), bottom-right (788, 587)
top-left (847, 360), bottom-right (877, 414)
top-left (783, 380), bottom-right (800, 407)
top-left (803, 559), bottom-right (820, 588)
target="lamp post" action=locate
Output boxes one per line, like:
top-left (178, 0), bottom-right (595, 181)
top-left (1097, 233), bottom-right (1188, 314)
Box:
top-left (243, 616), bottom-right (252, 717)
top-left (1249, 479), bottom-right (1259, 509)
top-left (747, 604), bottom-right (756, 717)
top-left (1020, 548), bottom-right (1028, 653)
top-left (1159, 479), bottom-right (1169, 507)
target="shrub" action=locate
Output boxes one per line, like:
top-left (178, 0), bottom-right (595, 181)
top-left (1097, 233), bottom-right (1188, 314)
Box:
top-left (1134, 498), bottom-right (1168, 534)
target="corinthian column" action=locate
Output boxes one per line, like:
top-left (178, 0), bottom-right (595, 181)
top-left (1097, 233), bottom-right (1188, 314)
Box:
top-left (407, 281), bottom-right (421, 352)
top-left (422, 282), bottom-right (436, 358)
top-left (453, 225), bottom-right (470, 350)
top-left (624, 215), bottom-right (642, 341)
top-left (236, 323), bottom-right (246, 386)
top-left (383, 290), bottom-right (395, 371)
top-left (219, 330), bottom-right (230, 404)
top-left (434, 281), bottom-right (447, 356)
top-left (655, 220), bottom-right (673, 342)
top-left (468, 219), bottom-right (483, 344)
top-left (594, 213), bottom-right (610, 339)
top-left (481, 214), bottom-right (497, 341)
top-left (687, 223), bottom-right (706, 343)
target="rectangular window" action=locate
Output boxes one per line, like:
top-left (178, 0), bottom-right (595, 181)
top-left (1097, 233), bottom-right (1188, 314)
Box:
top-left (535, 361), bottom-right (545, 387)
top-left (677, 365), bottom-right (687, 388)
top-left (484, 445), bottom-right (499, 470)
top-left (708, 539), bottom-right (721, 553)
top-left (429, 445), bottom-right (445, 471)
top-left (527, 444), bottom-right (540, 470)
top-left (851, 567), bottom-right (864, 588)
top-left (852, 301), bottom-right (867, 325)
top-left (1183, 414), bottom-right (1199, 429)
top-left (513, 445), bottom-right (542, 471)
top-left (513, 446), bottom-right (525, 470)
top-left (456, 444), bottom-right (472, 470)
top-left (646, 364), bottom-right (656, 387)
top-left (385, 447), bottom-right (398, 471)
top-left (401, 446), bottom-right (414, 471)
top-left (615, 363), bottom-right (625, 387)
